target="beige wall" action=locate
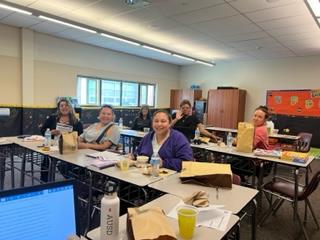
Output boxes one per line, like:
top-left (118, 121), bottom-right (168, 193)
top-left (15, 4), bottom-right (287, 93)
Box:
top-left (180, 56), bottom-right (320, 121)
top-left (0, 23), bottom-right (180, 107)
top-left (0, 24), bottom-right (21, 105)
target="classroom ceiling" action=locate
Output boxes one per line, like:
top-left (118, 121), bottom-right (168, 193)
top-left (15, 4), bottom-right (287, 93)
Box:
top-left (1, 0), bottom-right (320, 65)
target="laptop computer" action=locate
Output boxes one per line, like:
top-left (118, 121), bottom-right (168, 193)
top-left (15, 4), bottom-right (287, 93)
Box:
top-left (0, 180), bottom-right (79, 239)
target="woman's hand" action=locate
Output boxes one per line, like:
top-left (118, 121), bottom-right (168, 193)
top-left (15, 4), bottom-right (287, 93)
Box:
top-left (51, 129), bottom-right (60, 136)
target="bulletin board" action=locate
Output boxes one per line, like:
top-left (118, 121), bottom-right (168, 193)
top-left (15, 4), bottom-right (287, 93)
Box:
top-left (266, 89), bottom-right (320, 117)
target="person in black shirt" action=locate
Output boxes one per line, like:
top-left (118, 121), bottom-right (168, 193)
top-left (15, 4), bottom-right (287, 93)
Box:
top-left (132, 105), bottom-right (152, 131)
top-left (40, 98), bottom-right (83, 136)
top-left (40, 98), bottom-right (83, 182)
top-left (131, 105), bottom-right (152, 151)
top-left (171, 99), bottom-right (218, 141)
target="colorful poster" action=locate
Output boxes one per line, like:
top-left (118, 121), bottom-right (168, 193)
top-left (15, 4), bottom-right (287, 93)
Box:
top-left (267, 89), bottom-right (320, 116)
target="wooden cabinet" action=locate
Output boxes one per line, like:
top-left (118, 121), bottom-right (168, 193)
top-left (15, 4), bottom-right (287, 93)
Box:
top-left (207, 89), bottom-right (246, 129)
top-left (170, 89), bottom-right (202, 109)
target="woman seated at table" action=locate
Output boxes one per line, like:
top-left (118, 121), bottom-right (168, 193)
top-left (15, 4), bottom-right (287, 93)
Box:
top-left (171, 99), bottom-right (218, 142)
top-left (231, 105), bottom-right (270, 181)
top-left (252, 105), bottom-right (270, 149)
top-left (132, 105), bottom-right (152, 131)
top-left (78, 105), bottom-right (120, 151)
top-left (135, 110), bottom-right (193, 172)
top-left (41, 98), bottom-right (83, 136)
top-left (40, 98), bottom-right (83, 182)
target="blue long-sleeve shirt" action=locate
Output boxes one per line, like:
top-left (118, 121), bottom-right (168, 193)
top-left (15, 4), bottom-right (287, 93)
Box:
top-left (135, 129), bottom-right (193, 171)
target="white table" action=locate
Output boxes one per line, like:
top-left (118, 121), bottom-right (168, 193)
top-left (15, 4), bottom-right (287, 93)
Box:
top-left (87, 194), bottom-right (240, 240)
top-left (148, 174), bottom-right (258, 215)
top-left (206, 126), bottom-right (237, 133)
top-left (120, 129), bottom-right (146, 153)
top-left (87, 165), bottom-right (175, 187)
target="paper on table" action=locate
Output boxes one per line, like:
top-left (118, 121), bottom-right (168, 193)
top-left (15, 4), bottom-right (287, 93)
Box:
top-left (166, 200), bottom-right (231, 231)
top-left (86, 150), bottom-right (125, 169)
top-left (23, 135), bottom-right (45, 141)
top-left (86, 150), bottom-right (124, 161)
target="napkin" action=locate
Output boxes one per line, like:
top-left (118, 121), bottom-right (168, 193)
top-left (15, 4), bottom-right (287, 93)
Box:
top-left (183, 191), bottom-right (209, 207)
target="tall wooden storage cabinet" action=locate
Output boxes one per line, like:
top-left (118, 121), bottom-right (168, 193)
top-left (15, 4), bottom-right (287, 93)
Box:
top-left (207, 89), bottom-right (246, 129)
top-left (170, 89), bottom-right (202, 110)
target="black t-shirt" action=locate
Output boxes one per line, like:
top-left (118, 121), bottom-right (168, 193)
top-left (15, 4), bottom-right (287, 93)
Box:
top-left (132, 117), bottom-right (152, 131)
top-left (172, 113), bottom-right (200, 141)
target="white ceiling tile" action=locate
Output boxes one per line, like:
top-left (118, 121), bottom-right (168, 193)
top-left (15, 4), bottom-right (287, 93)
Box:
top-left (30, 21), bottom-right (70, 34)
top-left (141, 17), bottom-right (184, 31)
top-left (267, 24), bottom-right (319, 36)
top-left (245, 1), bottom-right (308, 22)
top-left (227, 0), bottom-right (299, 13)
top-left (147, 0), bottom-right (224, 16)
top-left (55, 28), bottom-right (94, 39)
top-left (257, 15), bottom-right (315, 30)
top-left (282, 38), bottom-right (320, 48)
top-left (1, 13), bottom-right (41, 27)
top-left (215, 31), bottom-right (269, 42)
top-left (171, 3), bottom-right (238, 25)
top-left (6, 0), bottom-right (37, 6)
top-left (2, 0), bottom-right (320, 64)
top-left (228, 37), bottom-right (286, 51)
top-left (0, 7), bottom-right (13, 19)
top-left (275, 31), bottom-right (320, 41)
top-left (191, 15), bottom-right (261, 37)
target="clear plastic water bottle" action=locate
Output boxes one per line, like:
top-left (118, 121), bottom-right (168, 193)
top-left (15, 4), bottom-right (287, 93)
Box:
top-left (118, 117), bottom-right (123, 129)
top-left (150, 153), bottom-right (160, 177)
top-left (194, 128), bottom-right (200, 139)
top-left (227, 132), bottom-right (233, 148)
top-left (100, 181), bottom-right (119, 240)
top-left (44, 128), bottom-right (51, 151)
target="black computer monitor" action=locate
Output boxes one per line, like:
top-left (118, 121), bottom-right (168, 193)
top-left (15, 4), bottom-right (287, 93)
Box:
top-left (0, 180), bottom-right (79, 239)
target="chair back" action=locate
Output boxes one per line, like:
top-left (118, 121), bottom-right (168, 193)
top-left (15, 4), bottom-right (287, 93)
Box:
top-left (232, 174), bottom-right (241, 185)
top-left (300, 170), bottom-right (320, 200)
top-left (296, 132), bottom-right (312, 153)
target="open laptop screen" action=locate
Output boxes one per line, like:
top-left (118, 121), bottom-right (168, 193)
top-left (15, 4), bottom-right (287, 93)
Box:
top-left (0, 180), bottom-right (78, 239)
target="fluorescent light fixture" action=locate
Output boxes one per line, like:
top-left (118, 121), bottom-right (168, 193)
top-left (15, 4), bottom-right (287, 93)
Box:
top-left (101, 33), bottom-right (140, 46)
top-left (0, 3), bottom-right (32, 15)
top-left (142, 45), bottom-right (171, 55)
top-left (195, 60), bottom-right (214, 67)
top-left (172, 54), bottom-right (195, 62)
top-left (39, 15), bottom-right (97, 33)
top-left (306, 0), bottom-right (320, 17)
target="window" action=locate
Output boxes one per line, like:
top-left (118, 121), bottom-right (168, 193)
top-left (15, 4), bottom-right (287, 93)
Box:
top-left (140, 84), bottom-right (155, 106)
top-left (77, 76), bottom-right (156, 107)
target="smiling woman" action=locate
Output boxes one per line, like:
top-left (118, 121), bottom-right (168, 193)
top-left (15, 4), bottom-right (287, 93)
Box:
top-left (134, 110), bottom-right (193, 172)
top-left (78, 105), bottom-right (120, 151)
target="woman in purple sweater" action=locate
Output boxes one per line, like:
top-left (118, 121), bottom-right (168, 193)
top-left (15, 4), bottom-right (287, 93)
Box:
top-left (135, 110), bottom-right (193, 172)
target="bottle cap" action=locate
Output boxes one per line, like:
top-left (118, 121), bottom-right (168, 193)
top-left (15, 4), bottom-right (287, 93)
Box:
top-left (105, 181), bottom-right (117, 193)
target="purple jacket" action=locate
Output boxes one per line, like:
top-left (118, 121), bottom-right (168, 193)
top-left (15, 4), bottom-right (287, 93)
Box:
top-left (135, 129), bottom-right (193, 172)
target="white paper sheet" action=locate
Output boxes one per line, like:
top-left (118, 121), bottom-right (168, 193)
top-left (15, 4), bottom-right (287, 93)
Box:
top-left (86, 150), bottom-right (124, 161)
top-left (166, 200), bottom-right (231, 232)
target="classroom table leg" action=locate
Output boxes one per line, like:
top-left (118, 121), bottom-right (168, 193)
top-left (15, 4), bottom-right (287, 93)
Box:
top-left (10, 145), bottom-right (15, 188)
top-left (0, 152), bottom-right (5, 190)
top-left (251, 198), bottom-right (257, 240)
top-left (20, 148), bottom-right (27, 187)
top-left (304, 167), bottom-right (309, 223)
top-left (293, 168), bottom-right (299, 222)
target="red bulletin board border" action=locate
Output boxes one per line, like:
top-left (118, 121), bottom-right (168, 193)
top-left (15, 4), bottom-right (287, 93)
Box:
top-left (266, 89), bottom-right (320, 117)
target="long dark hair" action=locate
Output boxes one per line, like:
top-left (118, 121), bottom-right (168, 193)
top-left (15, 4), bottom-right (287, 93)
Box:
top-left (56, 99), bottom-right (78, 124)
top-left (139, 105), bottom-right (151, 119)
